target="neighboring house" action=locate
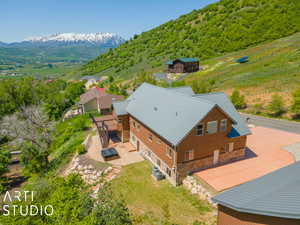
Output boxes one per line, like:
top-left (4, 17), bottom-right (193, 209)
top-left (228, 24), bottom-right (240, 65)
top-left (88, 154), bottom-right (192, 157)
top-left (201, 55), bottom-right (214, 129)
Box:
top-left (79, 87), bottom-right (123, 115)
top-left (80, 75), bottom-right (101, 89)
top-left (113, 83), bottom-right (250, 185)
top-left (166, 58), bottom-right (199, 73)
top-left (212, 161), bottom-right (300, 225)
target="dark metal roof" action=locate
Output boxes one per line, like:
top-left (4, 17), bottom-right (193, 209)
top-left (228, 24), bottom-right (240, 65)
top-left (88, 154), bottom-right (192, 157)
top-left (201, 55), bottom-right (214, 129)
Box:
top-left (213, 161), bottom-right (300, 219)
top-left (166, 58), bottom-right (199, 65)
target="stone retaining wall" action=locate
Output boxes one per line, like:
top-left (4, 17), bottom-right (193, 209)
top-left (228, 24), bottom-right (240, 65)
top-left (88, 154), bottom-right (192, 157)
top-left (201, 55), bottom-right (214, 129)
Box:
top-left (183, 175), bottom-right (217, 207)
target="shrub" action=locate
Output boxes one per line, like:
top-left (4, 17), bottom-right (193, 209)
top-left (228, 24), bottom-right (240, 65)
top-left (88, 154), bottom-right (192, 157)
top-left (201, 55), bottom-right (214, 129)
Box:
top-left (267, 94), bottom-right (285, 116)
top-left (291, 89), bottom-right (300, 116)
top-left (231, 90), bottom-right (247, 109)
top-left (77, 144), bottom-right (86, 155)
top-left (253, 103), bottom-right (264, 114)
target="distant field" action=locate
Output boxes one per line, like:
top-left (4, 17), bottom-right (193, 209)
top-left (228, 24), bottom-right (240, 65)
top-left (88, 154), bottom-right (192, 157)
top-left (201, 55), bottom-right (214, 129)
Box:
top-left (185, 32), bottom-right (300, 105)
top-left (0, 62), bottom-right (82, 79)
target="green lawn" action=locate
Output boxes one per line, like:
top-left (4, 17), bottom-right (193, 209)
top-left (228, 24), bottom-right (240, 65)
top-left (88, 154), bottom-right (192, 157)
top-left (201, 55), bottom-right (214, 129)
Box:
top-left (110, 161), bottom-right (216, 225)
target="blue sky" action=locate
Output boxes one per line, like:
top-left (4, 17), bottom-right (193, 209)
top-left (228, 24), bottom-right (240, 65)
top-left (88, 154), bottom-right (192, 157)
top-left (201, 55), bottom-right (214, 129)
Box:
top-left (1, 0), bottom-right (218, 43)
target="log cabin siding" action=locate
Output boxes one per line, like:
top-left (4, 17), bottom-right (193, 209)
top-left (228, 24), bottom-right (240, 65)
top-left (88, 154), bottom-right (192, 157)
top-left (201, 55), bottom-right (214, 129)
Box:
top-left (168, 61), bottom-right (199, 73)
top-left (129, 116), bottom-right (175, 168)
top-left (177, 107), bottom-right (246, 162)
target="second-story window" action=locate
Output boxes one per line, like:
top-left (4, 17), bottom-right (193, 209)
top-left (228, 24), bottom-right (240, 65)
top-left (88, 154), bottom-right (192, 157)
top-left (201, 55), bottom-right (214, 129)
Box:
top-left (132, 121), bottom-right (136, 128)
top-left (137, 124), bottom-right (141, 132)
top-left (185, 150), bottom-right (194, 161)
top-left (148, 134), bottom-right (153, 142)
top-left (207, 121), bottom-right (218, 134)
top-left (220, 119), bottom-right (227, 132)
top-left (157, 139), bottom-right (161, 144)
top-left (196, 124), bottom-right (204, 136)
top-left (166, 147), bottom-right (173, 158)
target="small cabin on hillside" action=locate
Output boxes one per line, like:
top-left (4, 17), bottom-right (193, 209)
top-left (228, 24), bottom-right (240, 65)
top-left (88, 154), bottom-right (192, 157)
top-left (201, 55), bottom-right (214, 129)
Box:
top-left (166, 58), bottom-right (199, 73)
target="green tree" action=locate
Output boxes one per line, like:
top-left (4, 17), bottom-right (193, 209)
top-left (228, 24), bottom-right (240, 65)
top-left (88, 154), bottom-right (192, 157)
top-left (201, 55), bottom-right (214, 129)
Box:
top-left (231, 90), bottom-right (246, 109)
top-left (0, 146), bottom-right (11, 192)
top-left (291, 89), bottom-right (300, 116)
top-left (267, 94), bottom-right (285, 116)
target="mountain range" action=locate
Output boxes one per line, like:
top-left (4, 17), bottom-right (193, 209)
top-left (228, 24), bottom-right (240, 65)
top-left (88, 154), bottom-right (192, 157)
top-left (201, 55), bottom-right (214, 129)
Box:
top-left (0, 33), bottom-right (125, 64)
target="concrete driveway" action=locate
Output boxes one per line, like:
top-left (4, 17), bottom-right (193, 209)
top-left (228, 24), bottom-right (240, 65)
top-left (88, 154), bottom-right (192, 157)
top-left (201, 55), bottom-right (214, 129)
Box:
top-left (195, 126), bottom-right (300, 192)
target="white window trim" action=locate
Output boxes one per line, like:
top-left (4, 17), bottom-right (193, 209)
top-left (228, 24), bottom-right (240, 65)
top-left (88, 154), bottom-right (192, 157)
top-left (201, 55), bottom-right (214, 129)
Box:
top-left (166, 147), bottom-right (173, 159)
top-left (220, 119), bottom-right (227, 132)
top-left (185, 150), bottom-right (194, 161)
top-left (228, 142), bottom-right (234, 152)
top-left (207, 121), bottom-right (218, 134)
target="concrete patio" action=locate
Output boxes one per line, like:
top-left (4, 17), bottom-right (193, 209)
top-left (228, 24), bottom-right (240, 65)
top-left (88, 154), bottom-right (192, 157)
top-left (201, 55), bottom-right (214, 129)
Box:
top-left (195, 126), bottom-right (300, 192)
top-left (85, 134), bottom-right (144, 166)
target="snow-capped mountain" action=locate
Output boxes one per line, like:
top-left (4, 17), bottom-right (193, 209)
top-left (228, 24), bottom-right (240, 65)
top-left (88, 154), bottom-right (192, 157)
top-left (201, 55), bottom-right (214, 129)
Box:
top-left (0, 32), bottom-right (125, 64)
top-left (24, 32), bottom-right (124, 46)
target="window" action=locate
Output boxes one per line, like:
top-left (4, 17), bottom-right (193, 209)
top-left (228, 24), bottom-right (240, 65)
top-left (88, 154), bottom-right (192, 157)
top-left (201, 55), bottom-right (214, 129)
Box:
top-left (220, 119), bottom-right (227, 132)
top-left (156, 159), bottom-right (161, 167)
top-left (118, 118), bottom-right (122, 123)
top-left (196, 124), bottom-right (204, 136)
top-left (137, 124), bottom-right (141, 131)
top-left (132, 121), bottom-right (136, 128)
top-left (157, 139), bottom-right (161, 144)
top-left (185, 150), bottom-right (194, 161)
top-left (148, 134), bottom-right (153, 142)
top-left (166, 147), bottom-right (173, 158)
top-left (166, 167), bottom-right (171, 177)
top-left (207, 121), bottom-right (218, 134)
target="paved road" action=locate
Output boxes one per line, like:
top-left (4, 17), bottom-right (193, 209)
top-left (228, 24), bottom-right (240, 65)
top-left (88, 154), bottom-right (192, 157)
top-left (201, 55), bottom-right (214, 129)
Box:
top-left (240, 113), bottom-right (300, 135)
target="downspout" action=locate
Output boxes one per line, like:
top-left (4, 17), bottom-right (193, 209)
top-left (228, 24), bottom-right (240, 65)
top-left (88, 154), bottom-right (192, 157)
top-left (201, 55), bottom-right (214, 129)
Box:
top-left (174, 144), bottom-right (178, 185)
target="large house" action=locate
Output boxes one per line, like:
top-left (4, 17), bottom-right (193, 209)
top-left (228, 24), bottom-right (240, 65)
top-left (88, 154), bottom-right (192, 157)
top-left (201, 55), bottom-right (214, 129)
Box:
top-left (213, 161), bottom-right (300, 225)
top-left (113, 83), bottom-right (250, 185)
top-left (166, 58), bottom-right (199, 73)
top-left (79, 87), bottom-right (123, 115)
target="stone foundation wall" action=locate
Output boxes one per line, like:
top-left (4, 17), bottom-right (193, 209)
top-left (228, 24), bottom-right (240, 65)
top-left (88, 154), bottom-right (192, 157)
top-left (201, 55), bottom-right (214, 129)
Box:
top-left (177, 148), bottom-right (245, 183)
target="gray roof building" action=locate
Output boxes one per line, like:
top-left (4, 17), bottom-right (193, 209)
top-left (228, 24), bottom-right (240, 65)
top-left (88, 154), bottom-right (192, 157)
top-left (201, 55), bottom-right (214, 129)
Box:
top-left (113, 83), bottom-right (250, 146)
top-left (213, 161), bottom-right (300, 219)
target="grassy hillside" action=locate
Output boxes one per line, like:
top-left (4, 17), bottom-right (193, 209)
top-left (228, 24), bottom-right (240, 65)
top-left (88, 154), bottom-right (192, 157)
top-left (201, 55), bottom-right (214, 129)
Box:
top-left (184, 32), bottom-right (300, 108)
top-left (81, 0), bottom-right (300, 77)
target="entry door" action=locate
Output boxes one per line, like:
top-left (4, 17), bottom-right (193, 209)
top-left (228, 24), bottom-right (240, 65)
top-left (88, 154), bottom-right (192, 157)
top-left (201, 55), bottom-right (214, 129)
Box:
top-left (213, 150), bottom-right (219, 165)
top-left (137, 140), bottom-right (140, 152)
